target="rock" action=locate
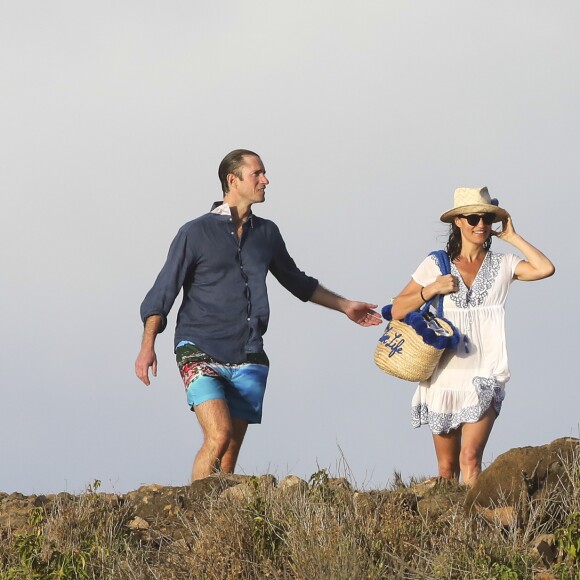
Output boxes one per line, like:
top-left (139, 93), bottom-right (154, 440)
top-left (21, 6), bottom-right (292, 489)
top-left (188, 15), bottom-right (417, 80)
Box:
top-left (125, 485), bottom-right (187, 521)
top-left (465, 438), bottom-right (579, 526)
top-left (409, 476), bottom-right (457, 498)
top-left (475, 505), bottom-right (517, 527)
top-left (125, 473), bottom-right (245, 521)
top-left (417, 495), bottom-right (454, 519)
top-left (352, 491), bottom-right (376, 518)
top-left (128, 516), bottom-right (150, 531)
top-left (0, 493), bottom-right (39, 533)
top-left (220, 484), bottom-right (252, 502)
top-left (409, 476), bottom-right (442, 497)
top-left (253, 474), bottom-right (278, 490)
top-left (327, 477), bottom-right (352, 492)
top-left (33, 495), bottom-right (49, 507)
top-left (278, 475), bottom-right (307, 490)
top-left (408, 477), bottom-right (466, 520)
top-left (220, 474), bottom-right (278, 502)
top-left (275, 475), bottom-right (308, 498)
top-left (137, 484), bottom-right (165, 493)
top-left (531, 533), bottom-right (558, 567)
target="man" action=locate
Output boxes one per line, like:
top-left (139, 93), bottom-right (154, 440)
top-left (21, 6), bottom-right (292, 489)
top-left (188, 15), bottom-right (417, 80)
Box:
top-left (135, 149), bottom-right (381, 481)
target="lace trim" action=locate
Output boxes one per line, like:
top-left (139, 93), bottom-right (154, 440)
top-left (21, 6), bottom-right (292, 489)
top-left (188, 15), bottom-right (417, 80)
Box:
top-left (411, 376), bottom-right (505, 434)
top-left (443, 251), bottom-right (502, 308)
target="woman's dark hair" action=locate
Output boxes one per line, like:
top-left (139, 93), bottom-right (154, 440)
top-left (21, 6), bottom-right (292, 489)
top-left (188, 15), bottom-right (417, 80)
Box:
top-left (218, 149), bottom-right (260, 195)
top-left (446, 223), bottom-right (492, 262)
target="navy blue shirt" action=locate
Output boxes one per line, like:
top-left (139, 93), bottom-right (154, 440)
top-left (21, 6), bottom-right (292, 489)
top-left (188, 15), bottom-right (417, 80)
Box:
top-left (140, 203), bottom-right (319, 364)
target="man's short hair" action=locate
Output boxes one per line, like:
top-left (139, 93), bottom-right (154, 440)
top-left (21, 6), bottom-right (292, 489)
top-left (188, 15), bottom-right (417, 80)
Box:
top-left (218, 149), bottom-right (260, 194)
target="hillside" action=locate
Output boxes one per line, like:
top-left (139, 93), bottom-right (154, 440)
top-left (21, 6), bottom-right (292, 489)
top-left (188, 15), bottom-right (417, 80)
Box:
top-left (1, 438), bottom-right (578, 579)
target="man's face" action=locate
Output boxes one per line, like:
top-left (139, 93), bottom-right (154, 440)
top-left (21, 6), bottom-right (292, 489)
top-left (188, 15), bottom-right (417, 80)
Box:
top-left (232, 155), bottom-right (269, 205)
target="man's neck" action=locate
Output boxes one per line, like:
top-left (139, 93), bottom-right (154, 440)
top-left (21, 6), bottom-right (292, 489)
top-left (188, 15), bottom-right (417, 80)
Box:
top-left (223, 196), bottom-right (252, 224)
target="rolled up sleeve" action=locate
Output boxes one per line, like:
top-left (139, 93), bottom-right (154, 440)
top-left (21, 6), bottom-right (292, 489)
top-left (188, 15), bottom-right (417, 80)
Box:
top-left (140, 227), bottom-right (195, 333)
top-left (268, 224), bottom-right (318, 301)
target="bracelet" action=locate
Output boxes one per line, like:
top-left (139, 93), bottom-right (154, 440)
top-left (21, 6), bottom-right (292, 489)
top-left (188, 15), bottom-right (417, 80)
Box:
top-left (420, 287), bottom-right (427, 303)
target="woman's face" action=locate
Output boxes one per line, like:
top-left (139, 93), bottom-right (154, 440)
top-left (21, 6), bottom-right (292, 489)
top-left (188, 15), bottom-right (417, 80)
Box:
top-left (454, 213), bottom-right (494, 245)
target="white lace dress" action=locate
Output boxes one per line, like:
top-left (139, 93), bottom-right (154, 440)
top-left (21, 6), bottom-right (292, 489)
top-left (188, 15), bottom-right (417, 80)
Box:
top-left (410, 251), bottom-right (522, 434)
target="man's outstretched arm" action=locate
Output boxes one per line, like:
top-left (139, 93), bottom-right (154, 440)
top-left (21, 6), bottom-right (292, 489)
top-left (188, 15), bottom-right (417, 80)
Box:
top-left (309, 285), bottom-right (382, 327)
top-left (135, 315), bottom-right (163, 385)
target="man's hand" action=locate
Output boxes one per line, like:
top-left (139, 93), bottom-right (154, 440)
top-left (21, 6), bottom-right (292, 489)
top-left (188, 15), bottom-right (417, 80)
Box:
top-left (344, 301), bottom-right (382, 326)
top-left (135, 347), bottom-right (157, 386)
top-left (135, 315), bottom-right (162, 385)
top-left (310, 285), bottom-right (381, 326)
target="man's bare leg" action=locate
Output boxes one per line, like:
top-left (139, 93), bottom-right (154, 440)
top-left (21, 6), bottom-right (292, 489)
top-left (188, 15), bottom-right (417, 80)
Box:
top-left (191, 399), bottom-right (234, 481)
top-left (220, 418), bottom-right (248, 473)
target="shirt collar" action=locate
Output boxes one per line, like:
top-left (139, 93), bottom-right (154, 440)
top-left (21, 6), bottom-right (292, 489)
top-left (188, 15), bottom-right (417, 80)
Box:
top-left (210, 201), bottom-right (231, 215)
top-left (210, 201), bottom-right (254, 227)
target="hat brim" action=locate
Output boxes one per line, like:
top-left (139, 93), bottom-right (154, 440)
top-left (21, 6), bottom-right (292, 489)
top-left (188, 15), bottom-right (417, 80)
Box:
top-left (440, 204), bottom-right (508, 223)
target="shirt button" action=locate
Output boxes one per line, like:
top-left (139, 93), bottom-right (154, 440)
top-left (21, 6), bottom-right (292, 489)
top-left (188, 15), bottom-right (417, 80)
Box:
top-left (247, 317), bottom-right (251, 321)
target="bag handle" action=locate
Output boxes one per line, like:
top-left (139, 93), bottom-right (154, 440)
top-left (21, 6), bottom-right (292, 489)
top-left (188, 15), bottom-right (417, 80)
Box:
top-left (419, 250), bottom-right (451, 318)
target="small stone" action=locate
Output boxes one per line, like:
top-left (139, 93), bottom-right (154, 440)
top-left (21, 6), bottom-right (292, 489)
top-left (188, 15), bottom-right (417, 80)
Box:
top-left (475, 505), bottom-right (517, 527)
top-left (532, 534), bottom-right (558, 566)
top-left (279, 475), bottom-right (306, 489)
top-left (221, 484), bottom-right (252, 501)
top-left (128, 516), bottom-right (150, 531)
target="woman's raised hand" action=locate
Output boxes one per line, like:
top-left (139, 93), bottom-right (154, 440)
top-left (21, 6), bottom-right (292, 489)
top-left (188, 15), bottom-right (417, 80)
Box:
top-left (492, 214), bottom-right (516, 242)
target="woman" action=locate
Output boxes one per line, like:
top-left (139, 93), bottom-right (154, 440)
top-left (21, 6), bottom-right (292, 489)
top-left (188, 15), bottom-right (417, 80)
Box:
top-left (390, 187), bottom-right (554, 486)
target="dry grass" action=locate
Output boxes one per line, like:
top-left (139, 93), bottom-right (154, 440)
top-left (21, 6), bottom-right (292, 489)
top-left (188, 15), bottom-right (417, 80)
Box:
top-left (1, 451), bottom-right (579, 580)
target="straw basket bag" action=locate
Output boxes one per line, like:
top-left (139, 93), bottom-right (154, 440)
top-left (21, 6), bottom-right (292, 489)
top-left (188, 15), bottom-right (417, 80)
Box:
top-left (374, 251), bottom-right (460, 382)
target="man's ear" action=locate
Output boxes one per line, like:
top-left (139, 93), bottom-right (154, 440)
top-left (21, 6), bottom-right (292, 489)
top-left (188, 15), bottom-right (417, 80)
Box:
top-left (227, 172), bottom-right (237, 190)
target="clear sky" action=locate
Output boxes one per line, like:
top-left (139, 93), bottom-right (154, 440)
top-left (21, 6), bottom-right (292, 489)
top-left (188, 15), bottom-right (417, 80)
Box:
top-left (1, 1), bottom-right (578, 494)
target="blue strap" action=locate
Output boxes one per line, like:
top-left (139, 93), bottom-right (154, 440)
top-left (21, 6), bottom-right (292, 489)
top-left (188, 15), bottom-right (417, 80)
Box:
top-left (419, 250), bottom-right (451, 318)
top-left (381, 250), bottom-right (452, 321)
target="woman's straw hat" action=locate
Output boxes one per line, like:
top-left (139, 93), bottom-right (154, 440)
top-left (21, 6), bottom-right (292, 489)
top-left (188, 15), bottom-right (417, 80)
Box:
top-left (440, 187), bottom-right (508, 223)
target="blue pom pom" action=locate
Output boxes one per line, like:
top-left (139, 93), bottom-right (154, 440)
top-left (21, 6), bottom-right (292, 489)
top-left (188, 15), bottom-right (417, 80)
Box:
top-left (490, 198), bottom-right (499, 206)
top-left (381, 304), bottom-right (393, 320)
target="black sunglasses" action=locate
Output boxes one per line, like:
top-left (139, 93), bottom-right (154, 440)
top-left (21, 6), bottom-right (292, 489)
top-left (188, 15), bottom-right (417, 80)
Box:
top-left (461, 213), bottom-right (495, 226)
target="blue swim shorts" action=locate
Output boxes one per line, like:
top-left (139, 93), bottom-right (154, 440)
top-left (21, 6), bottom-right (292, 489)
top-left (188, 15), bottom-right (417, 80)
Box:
top-left (175, 341), bottom-right (269, 424)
